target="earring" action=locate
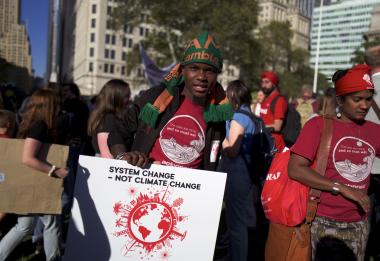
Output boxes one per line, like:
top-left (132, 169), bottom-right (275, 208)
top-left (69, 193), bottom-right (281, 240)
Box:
top-left (336, 106), bottom-right (342, 119)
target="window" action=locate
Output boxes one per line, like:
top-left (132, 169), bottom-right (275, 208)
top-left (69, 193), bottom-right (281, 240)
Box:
top-left (89, 47), bottom-right (94, 57)
top-left (122, 52), bottom-right (126, 61)
top-left (104, 63), bottom-right (109, 73)
top-left (121, 66), bottom-right (125, 75)
top-left (104, 49), bottom-right (109, 58)
top-left (139, 27), bottom-right (144, 36)
top-left (110, 64), bottom-right (114, 74)
top-left (90, 33), bottom-right (95, 42)
top-left (128, 39), bottom-right (133, 48)
top-left (107, 6), bottom-right (112, 15)
top-left (105, 34), bottom-right (110, 44)
top-left (89, 62), bottom-right (93, 72)
top-left (92, 4), bottom-right (96, 14)
top-left (111, 35), bottom-right (116, 45)
top-left (145, 28), bottom-right (149, 37)
top-left (122, 37), bottom-right (127, 47)
top-left (91, 18), bottom-right (96, 28)
top-left (110, 50), bottom-right (115, 59)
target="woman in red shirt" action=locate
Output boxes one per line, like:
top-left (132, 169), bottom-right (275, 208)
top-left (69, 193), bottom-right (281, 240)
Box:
top-left (288, 64), bottom-right (380, 261)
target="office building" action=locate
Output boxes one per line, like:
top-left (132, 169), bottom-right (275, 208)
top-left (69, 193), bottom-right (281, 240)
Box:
top-left (258, 0), bottom-right (311, 50)
top-left (310, 0), bottom-right (380, 78)
top-left (0, 0), bottom-right (32, 90)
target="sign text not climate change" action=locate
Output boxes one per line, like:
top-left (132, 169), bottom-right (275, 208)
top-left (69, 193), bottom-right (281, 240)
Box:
top-left (108, 166), bottom-right (201, 190)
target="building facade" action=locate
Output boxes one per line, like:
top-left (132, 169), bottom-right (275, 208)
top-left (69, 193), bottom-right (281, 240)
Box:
top-left (310, 0), bottom-right (380, 78)
top-left (0, 0), bottom-right (32, 90)
top-left (258, 0), bottom-right (311, 50)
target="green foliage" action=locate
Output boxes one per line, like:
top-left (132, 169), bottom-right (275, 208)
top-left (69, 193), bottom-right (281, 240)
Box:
top-left (257, 21), bottom-right (293, 71)
top-left (110, 1), bottom-right (327, 98)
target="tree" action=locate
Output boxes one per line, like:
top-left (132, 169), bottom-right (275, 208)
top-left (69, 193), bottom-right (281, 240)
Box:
top-left (256, 21), bottom-right (328, 97)
top-left (257, 21), bottom-right (293, 72)
top-left (111, 0), bottom-right (262, 86)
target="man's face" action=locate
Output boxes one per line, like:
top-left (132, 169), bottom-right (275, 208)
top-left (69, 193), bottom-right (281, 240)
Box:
top-left (302, 91), bottom-right (313, 101)
top-left (340, 90), bottom-right (373, 121)
top-left (261, 77), bottom-right (275, 96)
top-left (182, 63), bottom-right (218, 99)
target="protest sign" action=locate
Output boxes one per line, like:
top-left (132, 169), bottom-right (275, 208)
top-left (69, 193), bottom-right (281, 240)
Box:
top-left (64, 155), bottom-right (226, 261)
top-left (0, 138), bottom-right (68, 214)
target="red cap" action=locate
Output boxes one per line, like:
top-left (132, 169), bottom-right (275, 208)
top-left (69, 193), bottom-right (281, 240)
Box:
top-left (261, 71), bottom-right (279, 86)
top-left (334, 64), bottom-right (374, 96)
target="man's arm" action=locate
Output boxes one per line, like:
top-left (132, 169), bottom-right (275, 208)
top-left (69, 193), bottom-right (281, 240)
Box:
top-left (265, 119), bottom-right (284, 132)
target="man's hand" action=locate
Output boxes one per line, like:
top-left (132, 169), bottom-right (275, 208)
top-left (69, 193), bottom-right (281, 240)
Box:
top-left (119, 151), bottom-right (149, 168)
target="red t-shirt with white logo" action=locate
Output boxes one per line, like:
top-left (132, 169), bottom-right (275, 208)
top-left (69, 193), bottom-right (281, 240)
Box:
top-left (291, 116), bottom-right (380, 222)
top-left (149, 98), bottom-right (206, 169)
top-left (260, 90), bottom-right (288, 151)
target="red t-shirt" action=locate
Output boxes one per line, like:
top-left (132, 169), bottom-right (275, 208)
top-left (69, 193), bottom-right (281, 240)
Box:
top-left (260, 90), bottom-right (288, 151)
top-left (291, 116), bottom-right (380, 222)
top-left (149, 98), bottom-right (206, 169)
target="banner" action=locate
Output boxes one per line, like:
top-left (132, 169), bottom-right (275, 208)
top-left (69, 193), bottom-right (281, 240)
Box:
top-left (0, 138), bottom-right (68, 214)
top-left (139, 44), bottom-right (176, 87)
top-left (63, 156), bottom-right (226, 261)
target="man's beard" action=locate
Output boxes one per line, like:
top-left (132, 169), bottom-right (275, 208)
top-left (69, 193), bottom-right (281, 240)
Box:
top-left (262, 86), bottom-right (274, 96)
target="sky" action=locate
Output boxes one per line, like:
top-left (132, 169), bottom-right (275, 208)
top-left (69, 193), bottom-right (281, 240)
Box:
top-left (21, 0), bottom-right (49, 78)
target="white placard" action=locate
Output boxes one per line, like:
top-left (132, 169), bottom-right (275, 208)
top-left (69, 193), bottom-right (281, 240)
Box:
top-left (63, 156), bottom-right (226, 261)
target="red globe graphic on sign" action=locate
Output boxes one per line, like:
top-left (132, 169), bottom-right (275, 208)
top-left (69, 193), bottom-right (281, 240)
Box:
top-left (129, 202), bottom-right (174, 243)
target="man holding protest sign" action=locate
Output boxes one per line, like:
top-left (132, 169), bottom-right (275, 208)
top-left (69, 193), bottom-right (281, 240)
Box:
top-left (108, 31), bottom-right (233, 171)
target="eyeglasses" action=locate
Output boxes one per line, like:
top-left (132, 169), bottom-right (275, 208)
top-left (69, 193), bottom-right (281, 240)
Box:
top-left (184, 65), bottom-right (217, 76)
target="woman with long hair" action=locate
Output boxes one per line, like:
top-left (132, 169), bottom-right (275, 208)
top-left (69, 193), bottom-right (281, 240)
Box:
top-left (287, 64), bottom-right (380, 261)
top-left (0, 88), bottom-right (68, 261)
top-left (88, 79), bottom-right (130, 158)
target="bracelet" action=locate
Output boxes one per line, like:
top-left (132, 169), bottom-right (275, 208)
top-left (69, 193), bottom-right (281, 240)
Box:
top-left (331, 182), bottom-right (341, 195)
top-left (116, 152), bottom-right (127, 160)
top-left (48, 165), bottom-right (57, 177)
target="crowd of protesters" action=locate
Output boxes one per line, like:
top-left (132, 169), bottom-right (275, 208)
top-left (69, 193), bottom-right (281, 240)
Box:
top-left (0, 31), bottom-right (379, 261)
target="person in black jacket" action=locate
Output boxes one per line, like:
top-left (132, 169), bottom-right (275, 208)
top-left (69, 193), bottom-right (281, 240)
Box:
top-left (108, 31), bottom-right (233, 171)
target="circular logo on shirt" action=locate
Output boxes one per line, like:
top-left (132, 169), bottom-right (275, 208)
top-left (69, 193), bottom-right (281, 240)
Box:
top-left (333, 136), bottom-right (375, 182)
top-left (159, 115), bottom-right (205, 164)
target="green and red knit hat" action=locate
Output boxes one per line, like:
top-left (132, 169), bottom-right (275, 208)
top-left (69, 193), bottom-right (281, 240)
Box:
top-left (181, 31), bottom-right (223, 73)
top-left (138, 32), bottom-right (232, 128)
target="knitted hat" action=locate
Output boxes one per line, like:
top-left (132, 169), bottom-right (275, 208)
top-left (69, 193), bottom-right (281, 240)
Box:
top-left (139, 64), bottom-right (233, 128)
top-left (181, 31), bottom-right (223, 73)
top-left (334, 64), bottom-right (374, 96)
top-left (261, 71), bottom-right (279, 86)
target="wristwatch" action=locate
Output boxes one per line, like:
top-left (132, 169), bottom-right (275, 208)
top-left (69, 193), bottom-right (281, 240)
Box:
top-left (331, 182), bottom-right (341, 195)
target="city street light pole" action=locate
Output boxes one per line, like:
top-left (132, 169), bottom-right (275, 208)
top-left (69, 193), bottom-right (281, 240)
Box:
top-left (313, 0), bottom-right (324, 94)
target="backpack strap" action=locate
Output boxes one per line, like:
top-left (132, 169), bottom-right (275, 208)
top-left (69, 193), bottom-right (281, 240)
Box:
top-left (269, 95), bottom-right (280, 114)
top-left (305, 116), bottom-right (333, 224)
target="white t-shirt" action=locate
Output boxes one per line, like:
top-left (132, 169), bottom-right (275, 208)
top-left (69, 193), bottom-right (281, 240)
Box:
top-left (366, 72), bottom-right (380, 174)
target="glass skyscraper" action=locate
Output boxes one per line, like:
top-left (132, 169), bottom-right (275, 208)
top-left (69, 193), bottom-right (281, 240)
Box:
top-left (310, 0), bottom-right (380, 79)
